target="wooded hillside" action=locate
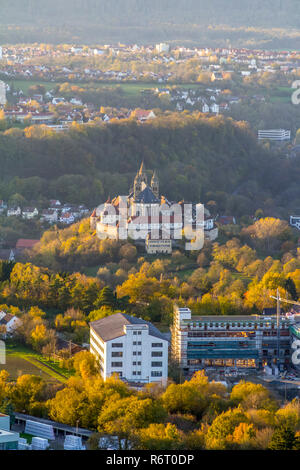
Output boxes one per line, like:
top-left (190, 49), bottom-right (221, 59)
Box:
top-left (0, 0), bottom-right (299, 47)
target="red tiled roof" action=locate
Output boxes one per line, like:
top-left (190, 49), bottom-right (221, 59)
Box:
top-left (16, 239), bottom-right (39, 249)
top-left (0, 313), bottom-right (14, 324)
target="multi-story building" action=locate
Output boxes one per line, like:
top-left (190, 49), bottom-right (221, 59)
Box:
top-left (171, 306), bottom-right (291, 374)
top-left (90, 313), bottom-right (169, 384)
top-left (258, 129), bottom-right (291, 141)
top-left (156, 43), bottom-right (170, 54)
top-left (145, 232), bottom-right (172, 254)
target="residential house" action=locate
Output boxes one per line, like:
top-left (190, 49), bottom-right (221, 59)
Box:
top-left (15, 239), bottom-right (39, 251)
top-left (217, 215), bottom-right (237, 225)
top-left (49, 200), bottom-right (62, 210)
top-left (211, 72), bottom-right (223, 81)
top-left (22, 207), bottom-right (39, 219)
top-left (131, 109), bottom-right (156, 122)
top-left (0, 311), bottom-right (20, 335)
top-left (59, 212), bottom-right (75, 224)
top-left (41, 209), bottom-right (58, 224)
top-left (7, 207), bottom-right (21, 217)
top-left (210, 103), bottom-right (219, 114)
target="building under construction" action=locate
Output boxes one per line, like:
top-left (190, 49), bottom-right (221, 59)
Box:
top-left (171, 306), bottom-right (291, 373)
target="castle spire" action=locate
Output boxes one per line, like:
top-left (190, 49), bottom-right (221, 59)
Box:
top-left (139, 161), bottom-right (146, 176)
top-left (151, 170), bottom-right (159, 198)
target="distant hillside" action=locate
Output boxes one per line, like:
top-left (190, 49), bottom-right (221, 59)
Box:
top-left (0, 0), bottom-right (299, 47)
top-left (0, 0), bottom-right (298, 28)
top-left (0, 113), bottom-right (299, 217)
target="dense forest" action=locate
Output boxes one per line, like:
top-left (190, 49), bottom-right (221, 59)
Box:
top-left (2, 366), bottom-right (300, 450)
top-left (0, 0), bottom-right (299, 47)
top-left (0, 113), bottom-right (299, 216)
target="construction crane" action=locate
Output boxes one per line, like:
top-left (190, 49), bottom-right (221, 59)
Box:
top-left (270, 289), bottom-right (300, 367)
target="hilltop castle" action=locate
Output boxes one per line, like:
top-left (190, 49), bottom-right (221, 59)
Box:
top-left (90, 163), bottom-right (218, 253)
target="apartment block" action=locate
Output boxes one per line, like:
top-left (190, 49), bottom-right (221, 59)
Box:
top-left (90, 313), bottom-right (169, 384)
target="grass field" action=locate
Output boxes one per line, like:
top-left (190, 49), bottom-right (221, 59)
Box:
top-left (269, 86), bottom-right (293, 103)
top-left (0, 355), bottom-right (55, 381)
top-left (7, 79), bottom-right (203, 97)
top-left (2, 342), bottom-right (72, 383)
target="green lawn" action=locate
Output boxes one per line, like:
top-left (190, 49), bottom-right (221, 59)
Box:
top-left (269, 86), bottom-right (293, 104)
top-left (8, 79), bottom-right (56, 94)
top-left (3, 342), bottom-right (72, 383)
top-left (7, 79), bottom-right (203, 97)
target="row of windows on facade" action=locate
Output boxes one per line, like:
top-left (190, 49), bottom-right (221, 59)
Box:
top-left (111, 362), bottom-right (163, 367)
top-left (112, 351), bottom-right (163, 357)
top-left (187, 322), bottom-right (288, 329)
top-left (112, 342), bottom-right (163, 348)
top-left (187, 331), bottom-right (290, 338)
top-left (128, 371), bottom-right (163, 377)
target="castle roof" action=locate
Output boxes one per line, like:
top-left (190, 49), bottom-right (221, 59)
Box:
top-left (134, 186), bottom-right (160, 204)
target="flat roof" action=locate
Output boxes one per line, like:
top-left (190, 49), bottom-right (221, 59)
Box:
top-left (14, 413), bottom-right (92, 437)
top-left (183, 315), bottom-right (287, 322)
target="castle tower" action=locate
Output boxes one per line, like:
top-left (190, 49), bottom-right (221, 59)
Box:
top-left (134, 161), bottom-right (147, 199)
top-left (151, 171), bottom-right (159, 198)
top-left (138, 161), bottom-right (147, 185)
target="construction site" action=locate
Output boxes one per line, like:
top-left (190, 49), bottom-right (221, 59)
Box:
top-left (171, 292), bottom-right (300, 381)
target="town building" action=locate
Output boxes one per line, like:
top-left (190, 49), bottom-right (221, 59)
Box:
top-left (155, 43), bottom-right (170, 54)
top-left (7, 206), bottom-right (21, 217)
top-left (258, 129), bottom-right (291, 141)
top-left (15, 239), bottom-right (39, 252)
top-left (171, 306), bottom-right (291, 374)
top-left (22, 207), bottom-right (39, 219)
top-left (90, 313), bottom-right (169, 384)
top-left (290, 215), bottom-right (300, 230)
top-left (41, 209), bottom-right (58, 224)
top-left (145, 232), bottom-right (172, 254)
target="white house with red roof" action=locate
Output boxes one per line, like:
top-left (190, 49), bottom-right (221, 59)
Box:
top-left (0, 311), bottom-right (20, 335)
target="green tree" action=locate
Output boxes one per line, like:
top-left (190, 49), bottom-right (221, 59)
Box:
top-left (268, 426), bottom-right (297, 450)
